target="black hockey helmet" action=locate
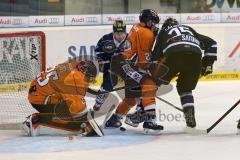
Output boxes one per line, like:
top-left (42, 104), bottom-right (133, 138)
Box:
top-left (113, 20), bottom-right (126, 33)
top-left (139, 9), bottom-right (160, 24)
top-left (162, 17), bottom-right (179, 30)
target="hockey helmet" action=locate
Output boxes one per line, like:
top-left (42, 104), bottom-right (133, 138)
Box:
top-left (161, 17), bottom-right (179, 30)
top-left (113, 20), bottom-right (126, 33)
top-left (139, 9), bottom-right (160, 24)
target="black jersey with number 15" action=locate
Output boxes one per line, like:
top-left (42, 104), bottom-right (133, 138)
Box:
top-left (152, 24), bottom-right (217, 61)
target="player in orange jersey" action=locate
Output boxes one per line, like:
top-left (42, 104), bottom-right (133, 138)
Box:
top-left (23, 59), bottom-right (103, 137)
top-left (105, 9), bottom-right (164, 134)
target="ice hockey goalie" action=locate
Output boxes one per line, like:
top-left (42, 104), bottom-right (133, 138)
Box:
top-left (23, 59), bottom-right (103, 137)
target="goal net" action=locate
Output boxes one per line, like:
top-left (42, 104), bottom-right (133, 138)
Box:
top-left (0, 31), bottom-right (46, 129)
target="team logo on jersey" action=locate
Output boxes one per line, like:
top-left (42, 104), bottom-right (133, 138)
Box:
top-left (102, 41), bottom-right (116, 53)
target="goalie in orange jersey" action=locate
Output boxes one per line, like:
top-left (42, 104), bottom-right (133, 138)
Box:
top-left (23, 59), bottom-right (104, 137)
top-left (105, 9), bottom-right (166, 134)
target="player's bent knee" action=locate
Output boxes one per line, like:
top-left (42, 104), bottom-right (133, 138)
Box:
top-left (141, 78), bottom-right (158, 98)
top-left (124, 98), bottom-right (137, 106)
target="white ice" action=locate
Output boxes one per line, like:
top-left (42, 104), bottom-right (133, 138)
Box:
top-left (0, 81), bottom-right (239, 160)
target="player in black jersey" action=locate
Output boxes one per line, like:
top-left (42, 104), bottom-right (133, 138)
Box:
top-left (151, 17), bottom-right (217, 128)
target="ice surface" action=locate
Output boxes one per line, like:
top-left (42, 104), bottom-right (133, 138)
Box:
top-left (0, 81), bottom-right (239, 160)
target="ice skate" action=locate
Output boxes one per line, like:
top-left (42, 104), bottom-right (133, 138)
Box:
top-left (22, 113), bottom-right (40, 137)
top-left (125, 110), bottom-right (142, 127)
top-left (143, 121), bottom-right (164, 135)
top-left (125, 111), bottom-right (156, 127)
top-left (105, 114), bottom-right (122, 128)
top-left (142, 113), bottom-right (164, 135)
top-left (183, 106), bottom-right (196, 128)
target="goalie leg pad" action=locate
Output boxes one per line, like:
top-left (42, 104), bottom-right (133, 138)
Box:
top-left (23, 107), bottom-right (103, 136)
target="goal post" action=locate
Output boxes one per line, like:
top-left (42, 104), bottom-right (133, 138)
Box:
top-left (0, 31), bottom-right (46, 129)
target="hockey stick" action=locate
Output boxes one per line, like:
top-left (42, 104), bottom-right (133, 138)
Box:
top-left (206, 99), bottom-right (240, 133)
top-left (156, 96), bottom-right (183, 112)
top-left (87, 86), bottom-right (125, 95)
top-left (184, 99), bottom-right (240, 134)
top-left (89, 84), bottom-right (156, 95)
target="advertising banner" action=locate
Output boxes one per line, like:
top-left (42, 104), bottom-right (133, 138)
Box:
top-left (181, 13), bottom-right (221, 24)
top-left (65, 15), bottom-right (102, 25)
top-left (221, 13), bottom-right (240, 23)
top-left (102, 14), bottom-right (138, 24)
top-left (29, 16), bottom-right (64, 27)
top-left (0, 16), bottom-right (28, 28)
top-left (206, 0), bottom-right (240, 13)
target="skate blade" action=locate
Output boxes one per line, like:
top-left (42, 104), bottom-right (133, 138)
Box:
top-left (184, 127), bottom-right (207, 135)
top-left (104, 126), bottom-right (121, 129)
top-left (124, 119), bottom-right (139, 127)
top-left (143, 128), bottom-right (162, 135)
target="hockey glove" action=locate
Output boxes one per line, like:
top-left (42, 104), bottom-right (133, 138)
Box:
top-left (201, 65), bottom-right (213, 76)
top-left (201, 57), bottom-right (214, 76)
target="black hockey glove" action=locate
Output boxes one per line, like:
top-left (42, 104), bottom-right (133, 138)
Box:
top-left (201, 57), bottom-right (214, 76)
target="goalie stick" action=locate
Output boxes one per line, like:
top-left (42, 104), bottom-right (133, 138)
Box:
top-left (101, 104), bottom-right (116, 129)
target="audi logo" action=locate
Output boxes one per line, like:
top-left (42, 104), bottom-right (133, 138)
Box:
top-left (107, 16), bottom-right (135, 23)
top-left (123, 16), bottom-right (136, 22)
top-left (86, 17), bottom-right (97, 23)
top-left (12, 18), bottom-right (23, 25)
top-left (48, 17), bottom-right (60, 24)
top-left (203, 15), bottom-right (215, 21)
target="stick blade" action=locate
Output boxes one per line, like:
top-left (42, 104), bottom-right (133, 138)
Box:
top-left (184, 127), bottom-right (207, 135)
top-left (101, 104), bottom-right (116, 129)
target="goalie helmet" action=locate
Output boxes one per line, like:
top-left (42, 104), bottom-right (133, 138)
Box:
top-left (139, 9), bottom-right (160, 24)
top-left (78, 61), bottom-right (97, 83)
top-left (161, 17), bottom-right (179, 30)
top-left (113, 20), bottom-right (126, 33)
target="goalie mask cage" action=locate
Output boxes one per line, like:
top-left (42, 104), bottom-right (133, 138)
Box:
top-left (0, 31), bottom-right (46, 129)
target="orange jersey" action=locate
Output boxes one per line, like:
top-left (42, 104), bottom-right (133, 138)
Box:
top-left (122, 22), bottom-right (155, 69)
top-left (28, 59), bottom-right (88, 106)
